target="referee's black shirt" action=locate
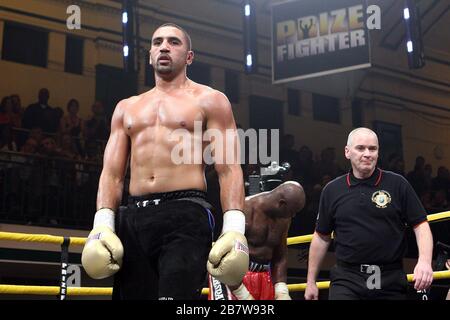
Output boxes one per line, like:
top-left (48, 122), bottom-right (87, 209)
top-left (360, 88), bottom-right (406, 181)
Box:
top-left (315, 168), bottom-right (427, 264)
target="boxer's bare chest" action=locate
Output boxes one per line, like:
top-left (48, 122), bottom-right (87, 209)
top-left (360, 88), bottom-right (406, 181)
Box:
top-left (123, 91), bottom-right (205, 136)
top-left (246, 209), bottom-right (285, 249)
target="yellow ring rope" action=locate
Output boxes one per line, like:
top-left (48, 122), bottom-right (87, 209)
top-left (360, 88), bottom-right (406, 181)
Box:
top-left (0, 232), bottom-right (86, 246)
top-left (0, 211), bottom-right (449, 296)
top-left (201, 270), bottom-right (450, 295)
top-left (0, 285), bottom-right (112, 296)
top-left (1, 270), bottom-right (449, 296)
top-left (427, 210), bottom-right (450, 223)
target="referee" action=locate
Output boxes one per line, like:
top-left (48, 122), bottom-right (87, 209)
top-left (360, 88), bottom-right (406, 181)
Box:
top-left (305, 128), bottom-right (434, 300)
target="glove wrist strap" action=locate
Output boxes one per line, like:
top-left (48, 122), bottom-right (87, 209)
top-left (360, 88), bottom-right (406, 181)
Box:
top-left (274, 282), bottom-right (289, 294)
top-left (222, 210), bottom-right (245, 235)
top-left (232, 283), bottom-right (254, 300)
top-left (93, 208), bottom-right (115, 231)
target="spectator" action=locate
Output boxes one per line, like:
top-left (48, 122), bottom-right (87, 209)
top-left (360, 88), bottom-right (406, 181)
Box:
top-left (407, 156), bottom-right (426, 196)
top-left (386, 153), bottom-right (401, 172)
top-left (20, 138), bottom-right (39, 154)
top-left (430, 189), bottom-right (449, 214)
top-left (432, 166), bottom-right (450, 193)
top-left (420, 190), bottom-right (433, 214)
top-left (22, 88), bottom-right (59, 134)
top-left (10, 94), bottom-right (23, 128)
top-left (301, 180), bottom-right (326, 236)
top-left (314, 147), bottom-right (343, 180)
top-left (27, 127), bottom-right (44, 146)
top-left (280, 134), bottom-right (298, 170)
top-left (296, 145), bottom-right (315, 189)
top-left (60, 99), bottom-right (84, 155)
top-left (60, 99), bottom-right (83, 136)
top-left (54, 107), bottom-right (64, 133)
top-left (37, 136), bottom-right (62, 221)
top-left (59, 133), bottom-right (79, 159)
top-left (0, 96), bottom-right (13, 126)
top-left (9, 94), bottom-right (26, 148)
top-left (83, 139), bottom-right (102, 162)
top-left (0, 125), bottom-right (18, 152)
top-left (280, 134), bottom-right (300, 176)
top-left (38, 136), bottom-right (60, 157)
top-left (424, 164), bottom-right (433, 191)
top-left (84, 101), bottom-right (109, 142)
top-left (391, 158), bottom-right (405, 176)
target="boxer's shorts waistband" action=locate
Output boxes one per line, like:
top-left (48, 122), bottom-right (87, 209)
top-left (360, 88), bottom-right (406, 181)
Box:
top-left (128, 189), bottom-right (206, 208)
top-left (249, 261), bottom-right (271, 272)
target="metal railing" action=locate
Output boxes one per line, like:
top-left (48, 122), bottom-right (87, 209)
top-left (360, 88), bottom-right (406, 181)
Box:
top-left (0, 150), bottom-right (102, 229)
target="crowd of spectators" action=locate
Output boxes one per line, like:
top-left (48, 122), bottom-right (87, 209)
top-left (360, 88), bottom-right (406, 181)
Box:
top-left (0, 88), bottom-right (109, 162)
top-left (0, 88), bottom-right (111, 227)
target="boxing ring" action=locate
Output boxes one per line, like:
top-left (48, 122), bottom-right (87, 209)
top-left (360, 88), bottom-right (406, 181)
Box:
top-left (1, 211), bottom-right (450, 298)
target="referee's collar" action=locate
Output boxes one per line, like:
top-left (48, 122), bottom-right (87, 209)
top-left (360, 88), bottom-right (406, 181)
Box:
top-left (346, 168), bottom-right (382, 187)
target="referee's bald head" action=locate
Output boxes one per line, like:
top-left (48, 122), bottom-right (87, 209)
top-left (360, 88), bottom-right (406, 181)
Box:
top-left (346, 128), bottom-right (378, 147)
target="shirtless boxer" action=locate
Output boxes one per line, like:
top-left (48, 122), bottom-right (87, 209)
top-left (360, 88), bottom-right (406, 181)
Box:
top-left (209, 181), bottom-right (306, 300)
top-left (81, 23), bottom-right (248, 300)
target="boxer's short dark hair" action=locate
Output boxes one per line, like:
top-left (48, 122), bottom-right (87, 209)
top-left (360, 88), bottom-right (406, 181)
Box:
top-left (156, 23), bottom-right (192, 51)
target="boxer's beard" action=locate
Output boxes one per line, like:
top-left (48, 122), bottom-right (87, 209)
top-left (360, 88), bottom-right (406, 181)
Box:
top-left (155, 63), bottom-right (172, 74)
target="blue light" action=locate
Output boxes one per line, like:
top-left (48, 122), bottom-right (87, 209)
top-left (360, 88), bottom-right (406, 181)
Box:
top-left (403, 8), bottom-right (410, 20)
top-left (122, 12), bottom-right (128, 24)
top-left (123, 45), bottom-right (129, 57)
top-left (246, 54), bottom-right (252, 67)
top-left (245, 4), bottom-right (251, 17)
top-left (407, 41), bottom-right (413, 53)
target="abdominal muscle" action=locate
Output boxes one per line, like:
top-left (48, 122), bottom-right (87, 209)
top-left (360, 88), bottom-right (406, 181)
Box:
top-left (129, 162), bottom-right (206, 195)
top-left (249, 245), bottom-right (273, 264)
top-left (127, 127), bottom-right (206, 196)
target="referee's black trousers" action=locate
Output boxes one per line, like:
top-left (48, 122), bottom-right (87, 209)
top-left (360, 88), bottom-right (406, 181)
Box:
top-left (329, 264), bottom-right (408, 300)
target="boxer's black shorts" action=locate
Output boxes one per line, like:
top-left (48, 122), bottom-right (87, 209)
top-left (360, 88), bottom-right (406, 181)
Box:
top-left (112, 190), bottom-right (214, 300)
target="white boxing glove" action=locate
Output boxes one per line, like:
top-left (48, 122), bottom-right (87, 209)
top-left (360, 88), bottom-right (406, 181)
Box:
top-left (274, 282), bottom-right (291, 300)
top-left (81, 208), bottom-right (124, 279)
top-left (232, 283), bottom-right (255, 300)
top-left (207, 210), bottom-right (249, 287)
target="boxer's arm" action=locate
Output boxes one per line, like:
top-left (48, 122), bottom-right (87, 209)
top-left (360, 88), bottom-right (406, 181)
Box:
top-left (205, 91), bottom-right (248, 287)
top-left (205, 91), bottom-right (244, 211)
top-left (271, 226), bottom-right (290, 284)
top-left (271, 224), bottom-right (292, 300)
top-left (97, 101), bottom-right (130, 211)
top-left (216, 162), bottom-right (245, 211)
top-left (82, 101), bottom-right (129, 280)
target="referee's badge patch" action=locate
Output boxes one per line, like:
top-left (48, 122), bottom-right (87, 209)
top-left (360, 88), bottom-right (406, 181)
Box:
top-left (371, 190), bottom-right (392, 208)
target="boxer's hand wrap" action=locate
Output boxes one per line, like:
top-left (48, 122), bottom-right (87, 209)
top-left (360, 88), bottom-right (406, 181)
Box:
top-left (232, 283), bottom-right (255, 300)
top-left (207, 210), bottom-right (249, 286)
top-left (82, 208), bottom-right (124, 279)
top-left (274, 282), bottom-right (291, 300)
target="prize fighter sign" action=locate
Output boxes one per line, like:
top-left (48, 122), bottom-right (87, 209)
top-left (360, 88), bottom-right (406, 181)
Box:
top-left (272, 0), bottom-right (376, 83)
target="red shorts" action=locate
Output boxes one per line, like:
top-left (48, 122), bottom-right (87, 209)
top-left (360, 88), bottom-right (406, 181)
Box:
top-left (208, 271), bottom-right (274, 300)
top-left (240, 270), bottom-right (275, 300)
